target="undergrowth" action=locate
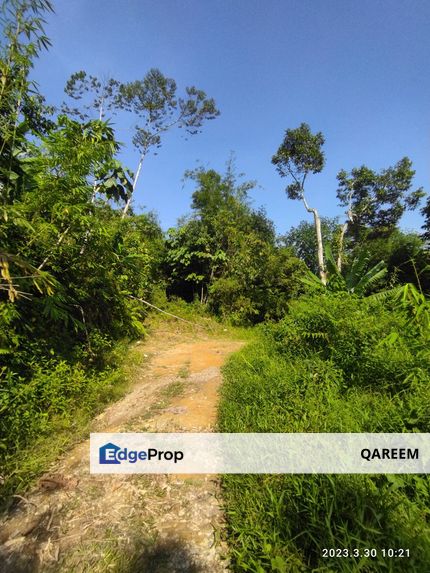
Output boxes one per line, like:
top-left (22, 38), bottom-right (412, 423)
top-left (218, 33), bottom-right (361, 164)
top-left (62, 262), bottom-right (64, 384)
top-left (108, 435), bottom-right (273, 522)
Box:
top-left (219, 293), bottom-right (430, 572)
top-left (0, 337), bottom-right (143, 508)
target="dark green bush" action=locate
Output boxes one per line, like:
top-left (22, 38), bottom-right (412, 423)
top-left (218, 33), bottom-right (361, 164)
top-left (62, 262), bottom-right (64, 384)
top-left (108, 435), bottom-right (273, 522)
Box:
top-left (264, 295), bottom-right (419, 393)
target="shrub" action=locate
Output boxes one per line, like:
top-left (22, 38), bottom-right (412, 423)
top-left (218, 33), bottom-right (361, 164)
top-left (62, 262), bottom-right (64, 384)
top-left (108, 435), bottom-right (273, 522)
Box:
top-left (264, 294), bottom-right (421, 393)
top-left (0, 346), bottom-right (127, 504)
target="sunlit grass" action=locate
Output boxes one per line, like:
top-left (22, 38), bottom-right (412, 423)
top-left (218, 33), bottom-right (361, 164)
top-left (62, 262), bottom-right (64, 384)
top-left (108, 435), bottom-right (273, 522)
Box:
top-left (219, 296), bottom-right (430, 572)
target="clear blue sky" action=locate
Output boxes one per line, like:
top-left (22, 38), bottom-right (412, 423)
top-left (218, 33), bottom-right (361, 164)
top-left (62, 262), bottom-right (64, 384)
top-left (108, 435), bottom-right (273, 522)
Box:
top-left (32, 0), bottom-right (430, 234)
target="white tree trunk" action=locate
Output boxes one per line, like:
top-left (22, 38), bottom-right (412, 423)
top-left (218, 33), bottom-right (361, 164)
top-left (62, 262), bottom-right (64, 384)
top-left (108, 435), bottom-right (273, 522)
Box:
top-left (122, 154), bottom-right (144, 219)
top-left (301, 194), bottom-right (327, 285)
top-left (337, 221), bottom-right (348, 272)
top-left (337, 188), bottom-right (354, 272)
top-left (313, 210), bottom-right (327, 285)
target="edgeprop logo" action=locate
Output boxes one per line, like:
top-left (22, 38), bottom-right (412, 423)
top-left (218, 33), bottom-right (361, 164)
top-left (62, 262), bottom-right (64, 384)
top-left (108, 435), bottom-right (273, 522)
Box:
top-left (99, 442), bottom-right (184, 465)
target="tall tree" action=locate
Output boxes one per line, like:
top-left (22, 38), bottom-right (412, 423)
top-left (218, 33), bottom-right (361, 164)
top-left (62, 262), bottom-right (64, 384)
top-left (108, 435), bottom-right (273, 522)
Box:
top-left (62, 71), bottom-right (122, 121)
top-left (119, 69), bottom-right (219, 217)
top-left (272, 123), bottom-right (327, 283)
top-left (62, 68), bottom-right (220, 218)
top-left (336, 158), bottom-right (424, 244)
top-left (165, 166), bottom-right (259, 302)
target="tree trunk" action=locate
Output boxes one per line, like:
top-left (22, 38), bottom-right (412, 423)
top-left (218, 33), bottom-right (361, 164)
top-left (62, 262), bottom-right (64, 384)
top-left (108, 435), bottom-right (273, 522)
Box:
top-left (313, 209), bottom-right (327, 285)
top-left (337, 186), bottom-right (354, 272)
top-left (301, 194), bottom-right (327, 284)
top-left (337, 221), bottom-right (348, 272)
top-left (337, 206), bottom-right (354, 272)
top-left (121, 153), bottom-right (144, 219)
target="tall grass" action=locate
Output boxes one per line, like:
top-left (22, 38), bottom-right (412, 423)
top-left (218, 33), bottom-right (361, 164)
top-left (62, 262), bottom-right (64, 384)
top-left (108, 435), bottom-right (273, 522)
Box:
top-left (218, 294), bottom-right (430, 572)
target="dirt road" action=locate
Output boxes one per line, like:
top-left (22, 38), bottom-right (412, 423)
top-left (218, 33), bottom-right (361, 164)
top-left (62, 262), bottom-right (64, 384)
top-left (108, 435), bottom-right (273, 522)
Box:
top-left (0, 325), bottom-right (243, 572)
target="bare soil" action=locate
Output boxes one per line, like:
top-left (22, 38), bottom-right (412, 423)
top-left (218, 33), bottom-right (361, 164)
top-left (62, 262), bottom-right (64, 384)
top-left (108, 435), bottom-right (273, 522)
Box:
top-left (0, 324), bottom-right (243, 573)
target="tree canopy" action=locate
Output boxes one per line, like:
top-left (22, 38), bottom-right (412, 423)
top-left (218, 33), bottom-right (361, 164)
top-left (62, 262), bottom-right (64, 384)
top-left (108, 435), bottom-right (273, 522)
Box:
top-left (337, 158), bottom-right (425, 242)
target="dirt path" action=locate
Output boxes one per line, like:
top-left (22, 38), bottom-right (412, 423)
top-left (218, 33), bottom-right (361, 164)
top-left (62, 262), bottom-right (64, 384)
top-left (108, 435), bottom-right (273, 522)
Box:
top-left (0, 325), bottom-right (243, 573)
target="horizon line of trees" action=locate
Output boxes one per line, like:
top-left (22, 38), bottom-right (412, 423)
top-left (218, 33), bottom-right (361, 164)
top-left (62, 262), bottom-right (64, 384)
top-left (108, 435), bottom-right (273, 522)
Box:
top-left (1, 0), bottom-right (429, 332)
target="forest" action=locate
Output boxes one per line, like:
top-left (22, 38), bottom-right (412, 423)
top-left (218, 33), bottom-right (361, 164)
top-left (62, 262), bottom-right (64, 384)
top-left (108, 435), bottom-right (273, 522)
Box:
top-left (1, 1), bottom-right (430, 572)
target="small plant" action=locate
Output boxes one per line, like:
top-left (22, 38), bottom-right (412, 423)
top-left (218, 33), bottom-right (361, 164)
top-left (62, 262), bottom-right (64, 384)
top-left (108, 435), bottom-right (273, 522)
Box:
top-left (177, 364), bottom-right (190, 379)
top-left (160, 380), bottom-right (186, 398)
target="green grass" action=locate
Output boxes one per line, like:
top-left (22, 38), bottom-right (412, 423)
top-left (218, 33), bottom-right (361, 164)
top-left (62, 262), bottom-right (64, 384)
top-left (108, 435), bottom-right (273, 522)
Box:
top-left (161, 380), bottom-right (187, 398)
top-left (218, 295), bottom-right (430, 572)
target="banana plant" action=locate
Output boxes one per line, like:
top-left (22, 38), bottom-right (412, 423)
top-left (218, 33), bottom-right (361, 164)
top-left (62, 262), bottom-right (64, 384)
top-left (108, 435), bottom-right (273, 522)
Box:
top-left (302, 244), bottom-right (387, 296)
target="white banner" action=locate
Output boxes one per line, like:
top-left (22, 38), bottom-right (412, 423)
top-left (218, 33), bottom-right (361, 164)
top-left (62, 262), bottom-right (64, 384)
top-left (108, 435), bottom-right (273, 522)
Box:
top-left (90, 433), bottom-right (430, 474)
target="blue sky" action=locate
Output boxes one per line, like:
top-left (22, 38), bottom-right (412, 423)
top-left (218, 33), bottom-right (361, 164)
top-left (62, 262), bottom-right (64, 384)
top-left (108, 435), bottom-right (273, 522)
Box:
top-left (32, 0), bottom-right (430, 234)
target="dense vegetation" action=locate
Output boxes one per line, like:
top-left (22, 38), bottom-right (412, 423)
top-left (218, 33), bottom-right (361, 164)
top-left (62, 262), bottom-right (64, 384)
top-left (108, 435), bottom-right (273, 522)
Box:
top-left (219, 291), bottom-right (430, 572)
top-left (164, 164), bottom-right (306, 324)
top-left (1, 2), bottom-right (430, 572)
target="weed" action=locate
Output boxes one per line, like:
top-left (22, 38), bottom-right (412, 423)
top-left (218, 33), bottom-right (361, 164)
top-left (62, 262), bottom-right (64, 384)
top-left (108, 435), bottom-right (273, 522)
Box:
top-left (161, 381), bottom-right (187, 398)
top-left (177, 364), bottom-right (190, 379)
top-left (0, 341), bottom-right (142, 507)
